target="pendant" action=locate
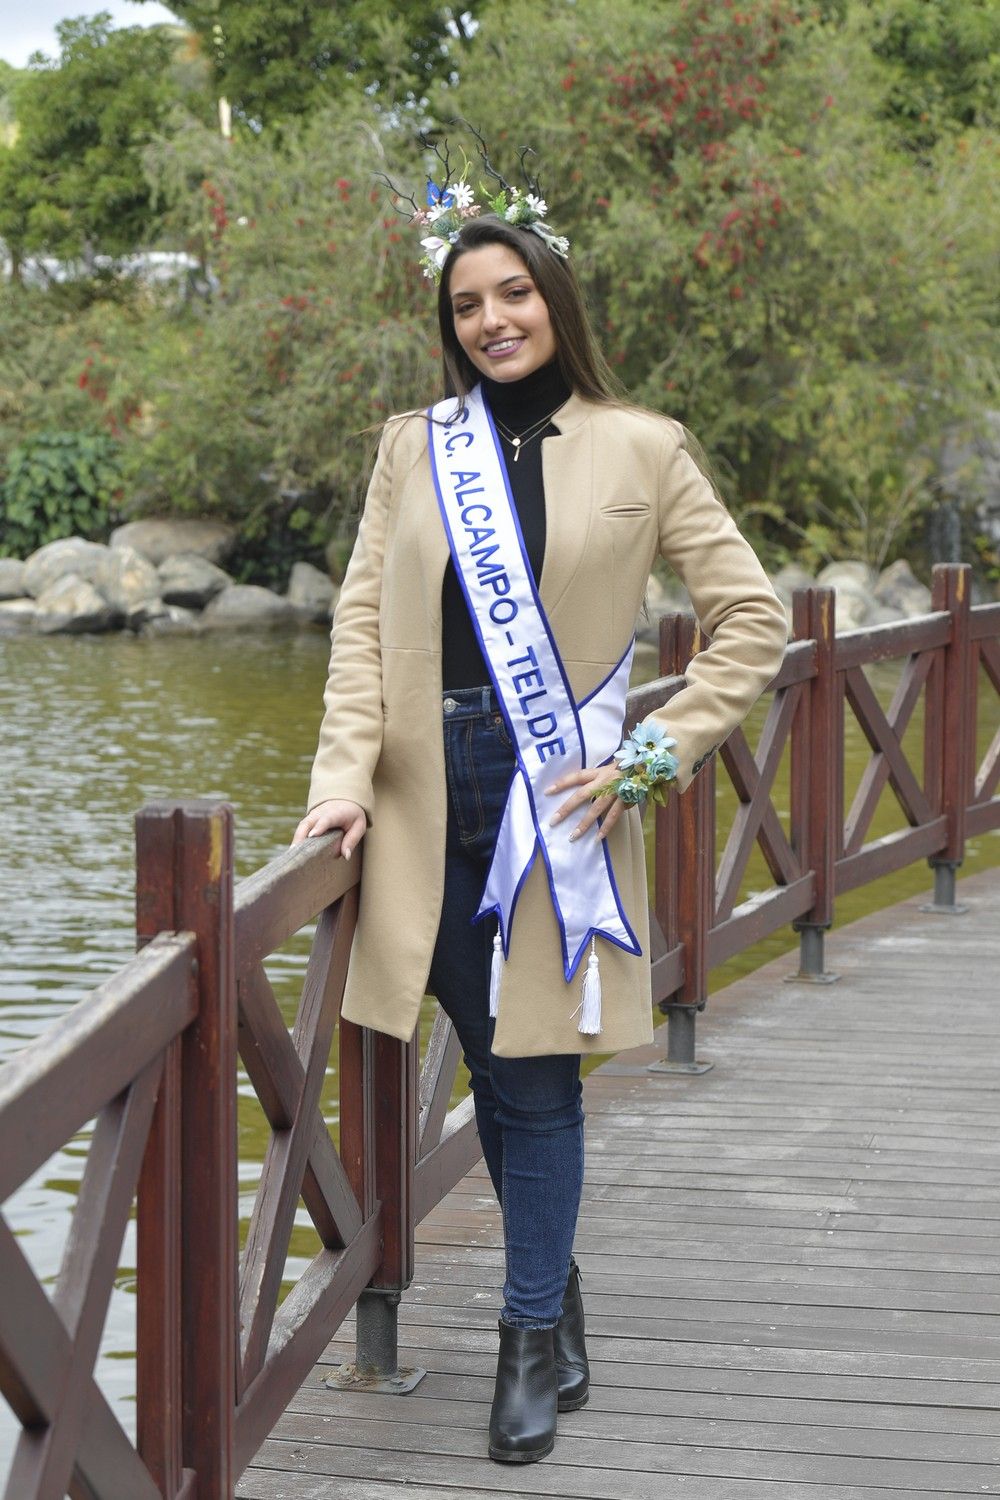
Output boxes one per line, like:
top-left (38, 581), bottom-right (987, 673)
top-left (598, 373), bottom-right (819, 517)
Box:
top-left (512, 438), bottom-right (521, 462)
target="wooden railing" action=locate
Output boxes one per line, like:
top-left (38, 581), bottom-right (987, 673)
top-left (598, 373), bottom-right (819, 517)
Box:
top-left (0, 562), bottom-right (997, 1498)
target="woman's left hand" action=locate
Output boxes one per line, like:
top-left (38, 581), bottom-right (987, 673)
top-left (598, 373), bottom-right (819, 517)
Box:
top-left (544, 765), bottom-right (623, 843)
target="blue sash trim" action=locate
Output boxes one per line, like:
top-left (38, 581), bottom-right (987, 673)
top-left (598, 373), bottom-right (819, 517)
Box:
top-left (427, 385), bottom-right (641, 982)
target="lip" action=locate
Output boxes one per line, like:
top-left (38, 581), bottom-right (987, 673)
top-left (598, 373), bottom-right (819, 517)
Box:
top-left (481, 337), bottom-right (525, 359)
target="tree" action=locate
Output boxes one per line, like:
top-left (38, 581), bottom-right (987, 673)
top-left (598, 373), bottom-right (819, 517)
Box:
top-left (868, 0), bottom-right (1000, 151)
top-left (0, 14), bottom-right (211, 269)
top-left (430, 0), bottom-right (999, 568)
top-left (130, 0), bottom-right (484, 126)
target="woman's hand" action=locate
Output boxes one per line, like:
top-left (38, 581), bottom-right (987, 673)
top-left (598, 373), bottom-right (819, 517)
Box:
top-left (545, 765), bottom-right (623, 844)
top-left (291, 799), bottom-right (367, 859)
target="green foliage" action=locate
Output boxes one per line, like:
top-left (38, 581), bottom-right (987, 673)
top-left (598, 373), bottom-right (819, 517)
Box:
top-left (436, 0), bottom-right (999, 568)
top-left (121, 94), bottom-right (437, 545)
top-left (868, 0), bottom-right (1000, 149)
top-left (0, 14), bottom-right (212, 268)
top-left (0, 431), bottom-right (122, 557)
top-left (0, 0), bottom-right (997, 579)
top-left (139, 0), bottom-right (484, 126)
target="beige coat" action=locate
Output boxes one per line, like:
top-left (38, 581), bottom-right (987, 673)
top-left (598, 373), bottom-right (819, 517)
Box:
top-left (307, 393), bottom-right (787, 1056)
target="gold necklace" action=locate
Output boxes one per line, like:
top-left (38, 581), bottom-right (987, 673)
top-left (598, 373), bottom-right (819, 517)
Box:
top-left (492, 403), bottom-right (563, 462)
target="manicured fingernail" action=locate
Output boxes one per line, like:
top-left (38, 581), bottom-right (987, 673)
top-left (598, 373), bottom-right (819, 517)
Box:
top-left (343, 847), bottom-right (351, 861)
top-left (569, 830), bottom-right (579, 841)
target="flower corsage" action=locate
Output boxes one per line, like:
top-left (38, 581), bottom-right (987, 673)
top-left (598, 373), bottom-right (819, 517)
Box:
top-left (591, 720), bottom-right (679, 807)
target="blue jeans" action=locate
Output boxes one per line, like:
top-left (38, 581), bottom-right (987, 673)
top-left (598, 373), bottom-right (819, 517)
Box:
top-left (428, 685), bottom-right (585, 1329)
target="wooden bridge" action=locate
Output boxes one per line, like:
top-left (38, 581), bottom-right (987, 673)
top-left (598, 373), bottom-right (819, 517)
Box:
top-left (0, 564), bottom-right (998, 1499)
top-left (242, 866), bottom-right (1000, 1499)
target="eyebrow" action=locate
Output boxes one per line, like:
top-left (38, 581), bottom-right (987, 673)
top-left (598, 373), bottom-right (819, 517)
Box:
top-left (450, 274), bottom-right (533, 301)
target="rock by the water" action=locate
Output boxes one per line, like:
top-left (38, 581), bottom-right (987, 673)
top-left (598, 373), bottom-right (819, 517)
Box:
top-left (873, 559), bottom-right (932, 618)
top-left (772, 561), bottom-right (814, 593)
top-left (141, 604), bottom-right (203, 637)
top-left (111, 518), bottom-right (237, 567)
top-left (0, 559), bottom-right (27, 599)
top-left (817, 560), bottom-right (876, 592)
top-left (34, 573), bottom-right (117, 634)
top-left (287, 561), bottom-right (337, 622)
top-left (200, 583), bottom-right (297, 629)
top-left (0, 598), bottom-right (37, 634)
top-left (833, 586), bottom-right (873, 632)
top-left (23, 538), bottom-right (111, 599)
top-left (96, 546), bottom-right (165, 629)
top-left (158, 552), bottom-right (231, 608)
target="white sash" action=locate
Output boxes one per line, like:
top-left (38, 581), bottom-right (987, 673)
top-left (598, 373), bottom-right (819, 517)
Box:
top-left (427, 385), bottom-right (641, 993)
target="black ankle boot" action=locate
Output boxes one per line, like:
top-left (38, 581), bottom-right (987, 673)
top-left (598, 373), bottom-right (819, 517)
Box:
top-left (488, 1319), bottom-right (558, 1463)
top-left (554, 1256), bottom-right (590, 1411)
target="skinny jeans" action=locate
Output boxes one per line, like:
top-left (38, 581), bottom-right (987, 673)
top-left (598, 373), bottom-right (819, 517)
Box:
top-left (428, 685), bottom-right (584, 1329)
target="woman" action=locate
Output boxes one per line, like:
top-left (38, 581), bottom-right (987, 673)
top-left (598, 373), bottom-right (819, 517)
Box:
top-left (292, 180), bottom-right (787, 1464)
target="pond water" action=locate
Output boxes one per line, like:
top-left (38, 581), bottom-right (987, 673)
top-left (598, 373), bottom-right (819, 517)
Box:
top-left (1, 626), bottom-right (997, 1475)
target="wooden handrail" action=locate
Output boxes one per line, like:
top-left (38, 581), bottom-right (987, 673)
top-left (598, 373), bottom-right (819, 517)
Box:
top-left (0, 562), bottom-right (997, 1498)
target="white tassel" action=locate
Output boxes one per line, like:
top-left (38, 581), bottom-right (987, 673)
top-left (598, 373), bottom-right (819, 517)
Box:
top-left (489, 930), bottom-right (503, 1018)
top-left (576, 938), bottom-right (603, 1036)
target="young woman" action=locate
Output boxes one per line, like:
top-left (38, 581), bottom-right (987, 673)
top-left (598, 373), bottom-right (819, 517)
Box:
top-left (292, 188), bottom-right (787, 1464)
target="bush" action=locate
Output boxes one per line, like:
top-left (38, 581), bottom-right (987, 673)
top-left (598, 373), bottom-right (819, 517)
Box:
top-left (0, 430), bottom-right (122, 557)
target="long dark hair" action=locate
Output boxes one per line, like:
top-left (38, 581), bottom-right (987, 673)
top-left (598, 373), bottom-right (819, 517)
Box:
top-left (436, 215), bottom-right (622, 405)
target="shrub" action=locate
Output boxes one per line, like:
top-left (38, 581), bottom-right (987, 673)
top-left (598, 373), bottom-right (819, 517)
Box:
top-left (0, 430), bottom-right (122, 557)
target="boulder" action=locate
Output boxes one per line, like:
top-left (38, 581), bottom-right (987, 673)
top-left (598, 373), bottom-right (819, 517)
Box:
top-left (158, 552), bottom-right (231, 608)
top-left (772, 561), bottom-right (814, 595)
top-left (110, 518), bottom-right (237, 567)
top-left (95, 545), bottom-right (165, 629)
top-left (817, 560), bottom-right (876, 592)
top-left (0, 598), bottom-right (37, 634)
top-left (0, 558), bottom-right (27, 599)
top-left (141, 604), bottom-right (203, 637)
top-left (34, 573), bottom-right (118, 634)
top-left (200, 583), bottom-right (297, 629)
top-left (873, 559), bottom-right (932, 619)
top-left (287, 560), bottom-right (338, 623)
top-left (23, 538), bottom-right (111, 598)
top-left (833, 586), bottom-right (873, 632)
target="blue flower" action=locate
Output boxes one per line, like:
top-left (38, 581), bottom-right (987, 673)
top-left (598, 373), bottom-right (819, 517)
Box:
top-left (617, 778), bottom-right (643, 805)
top-left (649, 751), bottom-right (679, 781)
top-left (630, 720), bottom-right (676, 753)
top-left (615, 719), bottom-right (676, 771)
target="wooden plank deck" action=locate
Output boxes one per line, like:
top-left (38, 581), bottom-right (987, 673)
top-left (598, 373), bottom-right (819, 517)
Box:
top-left (238, 868), bottom-right (1000, 1499)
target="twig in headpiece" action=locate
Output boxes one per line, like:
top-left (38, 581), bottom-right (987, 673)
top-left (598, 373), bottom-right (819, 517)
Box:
top-left (373, 172), bottom-right (421, 219)
top-left (459, 121), bottom-right (545, 204)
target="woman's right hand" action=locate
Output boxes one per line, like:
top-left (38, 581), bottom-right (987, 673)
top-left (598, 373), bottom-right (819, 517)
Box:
top-left (290, 799), bottom-right (367, 859)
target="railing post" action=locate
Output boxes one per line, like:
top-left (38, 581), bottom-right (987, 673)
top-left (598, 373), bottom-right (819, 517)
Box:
top-left (788, 587), bottom-right (840, 983)
top-left (136, 801), bottom-right (237, 1499)
top-left (924, 563), bottom-right (972, 913)
top-left (332, 1021), bottom-right (424, 1394)
top-left (650, 612), bottom-right (714, 1074)
top-left (136, 812), bottom-right (185, 1499)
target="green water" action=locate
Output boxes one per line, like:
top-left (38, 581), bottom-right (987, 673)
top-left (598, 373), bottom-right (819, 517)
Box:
top-left (0, 628), bottom-right (997, 1469)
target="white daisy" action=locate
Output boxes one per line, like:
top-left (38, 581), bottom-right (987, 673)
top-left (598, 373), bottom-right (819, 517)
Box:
top-left (452, 181), bottom-right (475, 210)
top-left (524, 193), bottom-right (548, 217)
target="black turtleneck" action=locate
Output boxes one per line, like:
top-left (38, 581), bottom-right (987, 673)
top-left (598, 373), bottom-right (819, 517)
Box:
top-left (442, 358), bottom-right (572, 690)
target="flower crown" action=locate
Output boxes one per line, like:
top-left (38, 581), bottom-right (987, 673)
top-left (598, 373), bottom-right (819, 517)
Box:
top-left (379, 133), bottom-right (571, 284)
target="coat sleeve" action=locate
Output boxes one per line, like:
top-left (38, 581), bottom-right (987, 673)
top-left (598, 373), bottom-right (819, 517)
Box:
top-left (305, 423), bottom-right (399, 823)
top-left (649, 420), bottom-right (788, 793)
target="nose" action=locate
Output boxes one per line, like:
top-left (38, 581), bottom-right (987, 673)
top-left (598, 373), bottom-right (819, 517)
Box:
top-left (481, 297), bottom-right (508, 332)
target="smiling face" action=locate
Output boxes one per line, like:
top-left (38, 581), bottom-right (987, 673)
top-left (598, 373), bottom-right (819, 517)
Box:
top-left (447, 243), bottom-right (558, 383)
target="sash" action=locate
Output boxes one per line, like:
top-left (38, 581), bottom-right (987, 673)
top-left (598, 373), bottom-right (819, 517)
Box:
top-left (427, 384), bottom-right (641, 987)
